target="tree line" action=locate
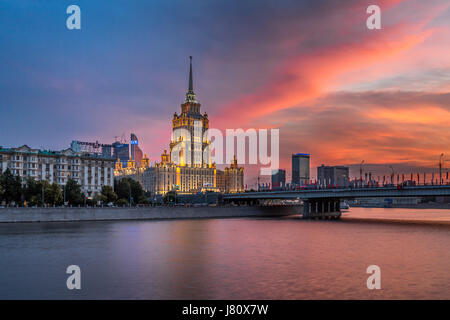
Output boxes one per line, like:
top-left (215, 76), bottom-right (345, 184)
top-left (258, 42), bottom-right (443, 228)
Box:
top-left (0, 168), bottom-right (149, 207)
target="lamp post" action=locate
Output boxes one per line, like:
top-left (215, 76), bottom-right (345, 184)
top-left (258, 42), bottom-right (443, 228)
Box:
top-left (359, 160), bottom-right (365, 187)
top-left (64, 172), bottom-right (70, 206)
top-left (439, 153), bottom-right (444, 185)
top-left (389, 165), bottom-right (395, 185)
top-left (41, 184), bottom-right (44, 207)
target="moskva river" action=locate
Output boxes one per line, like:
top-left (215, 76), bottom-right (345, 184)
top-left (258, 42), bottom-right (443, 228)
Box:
top-left (0, 207), bottom-right (449, 299)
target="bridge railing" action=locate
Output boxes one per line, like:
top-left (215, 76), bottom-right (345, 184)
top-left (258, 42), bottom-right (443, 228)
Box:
top-left (237, 181), bottom-right (450, 194)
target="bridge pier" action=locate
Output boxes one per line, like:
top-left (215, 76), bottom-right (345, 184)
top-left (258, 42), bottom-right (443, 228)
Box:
top-left (303, 199), bottom-right (341, 220)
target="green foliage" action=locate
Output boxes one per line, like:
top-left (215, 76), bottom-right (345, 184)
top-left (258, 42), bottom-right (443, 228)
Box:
top-left (116, 198), bottom-right (129, 207)
top-left (101, 185), bottom-right (118, 204)
top-left (24, 178), bottom-right (41, 206)
top-left (114, 178), bottom-right (146, 205)
top-left (22, 177), bottom-right (65, 207)
top-left (92, 194), bottom-right (104, 206)
top-left (163, 190), bottom-right (177, 204)
top-left (64, 178), bottom-right (84, 206)
top-left (0, 168), bottom-right (23, 205)
top-left (49, 182), bottom-right (63, 206)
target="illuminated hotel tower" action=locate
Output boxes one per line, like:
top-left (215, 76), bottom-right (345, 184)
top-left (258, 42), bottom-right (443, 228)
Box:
top-left (143, 57), bottom-right (243, 195)
top-left (170, 56), bottom-right (211, 167)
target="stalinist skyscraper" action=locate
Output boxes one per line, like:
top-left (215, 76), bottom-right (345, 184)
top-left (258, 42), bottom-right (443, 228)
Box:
top-left (144, 57), bottom-right (244, 195)
top-left (170, 56), bottom-right (211, 167)
top-left (145, 57), bottom-right (217, 195)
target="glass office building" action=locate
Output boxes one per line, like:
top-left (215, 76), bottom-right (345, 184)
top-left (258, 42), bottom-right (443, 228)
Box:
top-left (291, 153), bottom-right (310, 185)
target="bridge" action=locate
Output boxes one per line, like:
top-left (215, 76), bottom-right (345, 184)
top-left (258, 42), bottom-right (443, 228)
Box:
top-left (223, 185), bottom-right (450, 219)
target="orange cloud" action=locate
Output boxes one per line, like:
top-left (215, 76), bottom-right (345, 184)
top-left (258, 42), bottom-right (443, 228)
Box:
top-left (212, 27), bottom-right (433, 129)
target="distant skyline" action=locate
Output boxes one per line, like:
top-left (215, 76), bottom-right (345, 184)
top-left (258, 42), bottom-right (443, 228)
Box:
top-left (1, 0), bottom-right (450, 183)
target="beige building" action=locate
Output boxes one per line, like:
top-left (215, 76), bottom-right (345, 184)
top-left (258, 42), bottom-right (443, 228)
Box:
top-left (0, 145), bottom-right (115, 197)
top-left (144, 150), bottom-right (218, 195)
top-left (224, 156), bottom-right (244, 193)
top-left (114, 154), bottom-right (150, 186)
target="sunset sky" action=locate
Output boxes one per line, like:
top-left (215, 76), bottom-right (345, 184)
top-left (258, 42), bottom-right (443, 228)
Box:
top-left (1, 0), bottom-right (449, 185)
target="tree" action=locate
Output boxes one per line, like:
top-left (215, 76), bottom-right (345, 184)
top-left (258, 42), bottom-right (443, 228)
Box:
top-left (92, 194), bottom-right (103, 206)
top-left (0, 168), bottom-right (23, 205)
top-left (129, 179), bottom-right (145, 204)
top-left (48, 182), bottom-right (63, 206)
top-left (24, 177), bottom-right (42, 206)
top-left (116, 198), bottom-right (129, 207)
top-left (114, 178), bottom-right (131, 202)
top-left (101, 185), bottom-right (117, 204)
top-left (64, 178), bottom-right (83, 205)
top-left (114, 178), bottom-right (146, 205)
top-left (163, 190), bottom-right (177, 204)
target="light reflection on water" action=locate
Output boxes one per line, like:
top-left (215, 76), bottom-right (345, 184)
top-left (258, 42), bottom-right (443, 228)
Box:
top-left (0, 207), bottom-right (449, 299)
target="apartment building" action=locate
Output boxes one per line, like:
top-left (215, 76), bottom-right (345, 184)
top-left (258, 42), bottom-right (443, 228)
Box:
top-left (0, 145), bottom-right (115, 198)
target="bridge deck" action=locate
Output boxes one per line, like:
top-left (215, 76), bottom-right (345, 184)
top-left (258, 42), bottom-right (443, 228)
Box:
top-left (223, 185), bottom-right (450, 200)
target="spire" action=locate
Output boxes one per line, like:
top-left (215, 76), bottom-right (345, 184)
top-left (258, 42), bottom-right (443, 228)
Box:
top-left (189, 56), bottom-right (193, 92)
top-left (185, 56), bottom-right (197, 103)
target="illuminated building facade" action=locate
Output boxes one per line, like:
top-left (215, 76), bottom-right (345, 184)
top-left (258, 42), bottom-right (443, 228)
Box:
top-left (224, 156), bottom-right (244, 193)
top-left (144, 150), bottom-right (217, 195)
top-left (144, 57), bottom-right (243, 195)
top-left (114, 153), bottom-right (150, 186)
top-left (0, 145), bottom-right (115, 197)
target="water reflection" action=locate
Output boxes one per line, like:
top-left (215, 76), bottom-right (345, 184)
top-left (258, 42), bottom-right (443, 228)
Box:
top-left (0, 208), bottom-right (449, 299)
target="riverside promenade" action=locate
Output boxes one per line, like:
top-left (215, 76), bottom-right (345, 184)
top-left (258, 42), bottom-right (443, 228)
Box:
top-left (0, 205), bottom-right (300, 223)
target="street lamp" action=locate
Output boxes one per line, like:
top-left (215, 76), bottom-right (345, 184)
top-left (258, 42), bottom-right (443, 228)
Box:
top-left (41, 184), bottom-right (44, 207)
top-left (63, 172), bottom-right (71, 206)
top-left (359, 160), bottom-right (365, 187)
top-left (439, 153), bottom-right (444, 185)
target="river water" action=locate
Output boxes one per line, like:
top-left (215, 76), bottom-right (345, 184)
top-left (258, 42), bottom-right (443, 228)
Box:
top-left (0, 207), bottom-right (449, 299)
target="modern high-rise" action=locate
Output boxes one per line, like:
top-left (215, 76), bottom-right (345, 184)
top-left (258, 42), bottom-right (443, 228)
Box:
top-left (130, 133), bottom-right (143, 167)
top-left (292, 153), bottom-right (310, 185)
top-left (317, 165), bottom-right (349, 187)
top-left (272, 169), bottom-right (286, 187)
top-left (112, 141), bottom-right (129, 167)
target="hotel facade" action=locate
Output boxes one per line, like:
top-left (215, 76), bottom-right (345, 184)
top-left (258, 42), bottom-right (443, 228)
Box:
top-left (142, 57), bottom-right (244, 195)
top-left (0, 145), bottom-right (115, 197)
